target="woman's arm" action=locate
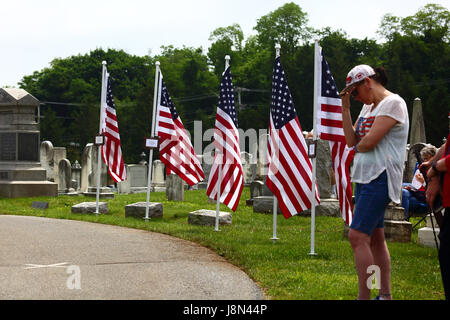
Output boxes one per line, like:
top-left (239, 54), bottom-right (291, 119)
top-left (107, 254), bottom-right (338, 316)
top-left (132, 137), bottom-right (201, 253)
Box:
top-left (341, 92), bottom-right (358, 147)
top-left (356, 116), bottom-right (398, 153)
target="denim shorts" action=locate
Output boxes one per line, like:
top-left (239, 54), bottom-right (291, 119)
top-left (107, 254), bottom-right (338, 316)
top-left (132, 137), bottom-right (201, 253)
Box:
top-left (350, 171), bottom-right (391, 236)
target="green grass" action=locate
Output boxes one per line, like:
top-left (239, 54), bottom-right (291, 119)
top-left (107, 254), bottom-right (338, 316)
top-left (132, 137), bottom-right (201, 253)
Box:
top-left (0, 187), bottom-right (444, 300)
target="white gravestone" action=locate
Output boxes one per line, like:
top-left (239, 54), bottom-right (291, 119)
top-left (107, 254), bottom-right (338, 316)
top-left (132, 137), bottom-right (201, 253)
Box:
top-left (58, 159), bottom-right (72, 194)
top-left (166, 173), bottom-right (184, 201)
top-left (241, 151), bottom-right (256, 186)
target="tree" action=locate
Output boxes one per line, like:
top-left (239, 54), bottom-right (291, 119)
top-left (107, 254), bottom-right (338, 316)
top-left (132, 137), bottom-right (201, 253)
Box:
top-left (208, 24), bottom-right (244, 78)
top-left (155, 46), bottom-right (218, 132)
top-left (377, 13), bottom-right (402, 41)
top-left (377, 4), bottom-right (450, 146)
top-left (254, 2), bottom-right (312, 52)
top-left (19, 48), bottom-right (152, 163)
top-left (39, 108), bottom-right (66, 147)
top-left (401, 3), bottom-right (449, 42)
top-left (18, 2), bottom-right (449, 160)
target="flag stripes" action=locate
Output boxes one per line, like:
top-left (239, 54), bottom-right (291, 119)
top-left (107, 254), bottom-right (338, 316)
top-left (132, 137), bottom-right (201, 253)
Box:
top-left (100, 72), bottom-right (126, 183)
top-left (330, 141), bottom-right (355, 224)
top-left (318, 98), bottom-right (346, 143)
top-left (206, 114), bottom-right (244, 211)
top-left (316, 48), bottom-right (355, 224)
top-left (156, 74), bottom-right (204, 186)
top-left (266, 56), bottom-right (319, 219)
top-left (206, 66), bottom-right (243, 212)
top-left (266, 118), bottom-right (319, 218)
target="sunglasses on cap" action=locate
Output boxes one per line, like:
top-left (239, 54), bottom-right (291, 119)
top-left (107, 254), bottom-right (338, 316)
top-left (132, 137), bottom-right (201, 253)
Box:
top-left (339, 80), bottom-right (364, 97)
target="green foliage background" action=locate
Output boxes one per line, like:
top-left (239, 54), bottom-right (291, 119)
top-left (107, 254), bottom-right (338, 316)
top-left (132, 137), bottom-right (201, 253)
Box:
top-left (17, 2), bottom-right (450, 164)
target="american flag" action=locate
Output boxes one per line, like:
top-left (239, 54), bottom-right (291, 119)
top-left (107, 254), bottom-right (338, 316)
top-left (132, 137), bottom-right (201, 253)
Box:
top-left (156, 73), bottom-right (205, 186)
top-left (206, 66), bottom-right (243, 211)
top-left (316, 49), bottom-right (355, 225)
top-left (265, 56), bottom-right (320, 219)
top-left (100, 71), bottom-right (126, 182)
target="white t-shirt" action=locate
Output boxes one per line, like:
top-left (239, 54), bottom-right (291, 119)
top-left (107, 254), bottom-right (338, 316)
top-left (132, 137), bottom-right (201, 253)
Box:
top-left (351, 94), bottom-right (409, 203)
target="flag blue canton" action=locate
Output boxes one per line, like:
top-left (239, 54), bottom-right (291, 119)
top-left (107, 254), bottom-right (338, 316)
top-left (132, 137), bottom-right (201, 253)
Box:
top-left (321, 53), bottom-right (340, 98)
top-left (271, 57), bottom-right (297, 129)
top-left (160, 79), bottom-right (179, 120)
top-left (218, 67), bottom-right (238, 127)
top-left (106, 78), bottom-right (116, 109)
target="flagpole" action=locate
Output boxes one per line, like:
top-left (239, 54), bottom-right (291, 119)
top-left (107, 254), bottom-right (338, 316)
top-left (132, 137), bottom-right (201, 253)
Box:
top-left (145, 61), bottom-right (160, 221)
top-left (215, 55), bottom-right (230, 231)
top-left (215, 155), bottom-right (222, 232)
top-left (95, 61), bottom-right (107, 215)
top-left (271, 44), bottom-right (281, 243)
top-left (309, 41), bottom-right (320, 256)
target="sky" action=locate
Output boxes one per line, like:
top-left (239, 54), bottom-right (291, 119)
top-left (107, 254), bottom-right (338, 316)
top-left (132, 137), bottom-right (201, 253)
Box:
top-left (1, 0), bottom-right (449, 87)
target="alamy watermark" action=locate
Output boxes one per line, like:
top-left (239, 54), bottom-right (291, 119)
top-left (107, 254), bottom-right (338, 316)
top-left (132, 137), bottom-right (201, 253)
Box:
top-left (366, 265), bottom-right (381, 290)
top-left (23, 262), bottom-right (81, 290)
top-left (66, 265), bottom-right (81, 290)
top-left (173, 120), bottom-right (311, 171)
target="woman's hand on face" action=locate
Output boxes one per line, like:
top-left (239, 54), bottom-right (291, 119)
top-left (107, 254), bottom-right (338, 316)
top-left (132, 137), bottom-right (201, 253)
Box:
top-left (341, 91), bottom-right (351, 111)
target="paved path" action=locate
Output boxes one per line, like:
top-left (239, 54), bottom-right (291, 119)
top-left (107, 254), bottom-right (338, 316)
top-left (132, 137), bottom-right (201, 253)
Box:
top-left (0, 215), bottom-right (264, 300)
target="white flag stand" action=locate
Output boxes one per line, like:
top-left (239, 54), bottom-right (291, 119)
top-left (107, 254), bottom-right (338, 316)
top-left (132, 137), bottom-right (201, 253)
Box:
top-left (95, 61), bottom-right (107, 215)
top-left (271, 44), bottom-right (282, 243)
top-left (144, 61), bottom-right (161, 221)
top-left (214, 55), bottom-right (231, 232)
top-left (308, 42), bottom-right (321, 256)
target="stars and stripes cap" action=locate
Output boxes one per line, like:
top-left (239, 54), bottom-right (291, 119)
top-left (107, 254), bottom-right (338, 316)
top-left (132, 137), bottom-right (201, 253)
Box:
top-left (339, 64), bottom-right (375, 96)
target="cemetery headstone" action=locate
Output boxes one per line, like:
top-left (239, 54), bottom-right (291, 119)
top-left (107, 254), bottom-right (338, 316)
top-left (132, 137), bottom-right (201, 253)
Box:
top-left (247, 179), bottom-right (273, 206)
top-left (71, 202), bottom-right (108, 214)
top-left (89, 144), bottom-right (108, 188)
top-left (71, 160), bottom-right (81, 191)
top-left (418, 213), bottom-right (441, 248)
top-left (58, 159), bottom-right (72, 194)
top-left (151, 160), bottom-right (166, 192)
top-left (302, 199), bottom-right (341, 217)
top-left (81, 143), bottom-right (113, 198)
top-left (406, 98), bottom-right (426, 181)
top-left (32, 201), bottom-right (49, 210)
top-left (40, 140), bottom-right (54, 181)
top-left (188, 209), bottom-right (232, 226)
top-left (0, 88), bottom-right (57, 197)
top-left (241, 151), bottom-right (256, 186)
top-left (117, 165), bottom-right (131, 194)
top-left (129, 164), bottom-right (148, 193)
top-left (315, 139), bottom-right (332, 199)
top-left (253, 196), bottom-right (282, 214)
top-left (125, 202), bottom-right (163, 219)
top-left (80, 143), bottom-right (93, 192)
top-left (256, 133), bottom-right (269, 180)
top-left (52, 147), bottom-right (67, 187)
top-left (166, 173), bottom-right (184, 201)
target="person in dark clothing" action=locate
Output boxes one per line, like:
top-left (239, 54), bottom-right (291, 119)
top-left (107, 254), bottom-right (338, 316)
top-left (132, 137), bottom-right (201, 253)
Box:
top-left (421, 128), bottom-right (450, 300)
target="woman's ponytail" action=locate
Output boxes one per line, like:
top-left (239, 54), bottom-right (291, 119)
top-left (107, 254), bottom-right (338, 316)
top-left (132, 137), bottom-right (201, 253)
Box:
top-left (371, 67), bottom-right (388, 86)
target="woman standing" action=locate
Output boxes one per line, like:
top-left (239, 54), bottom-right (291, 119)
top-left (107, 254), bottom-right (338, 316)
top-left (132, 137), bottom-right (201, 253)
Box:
top-left (340, 65), bottom-right (409, 300)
